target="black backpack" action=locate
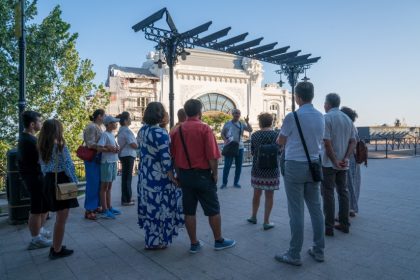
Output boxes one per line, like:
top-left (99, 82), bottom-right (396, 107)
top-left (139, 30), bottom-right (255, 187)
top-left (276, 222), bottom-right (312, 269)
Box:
top-left (257, 133), bottom-right (279, 169)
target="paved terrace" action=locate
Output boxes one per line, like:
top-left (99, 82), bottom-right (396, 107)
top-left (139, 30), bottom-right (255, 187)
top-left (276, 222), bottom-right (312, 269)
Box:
top-left (1, 157), bottom-right (420, 280)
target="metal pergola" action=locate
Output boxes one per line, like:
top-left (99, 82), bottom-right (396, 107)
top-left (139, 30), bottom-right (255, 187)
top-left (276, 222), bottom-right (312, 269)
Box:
top-left (132, 8), bottom-right (320, 127)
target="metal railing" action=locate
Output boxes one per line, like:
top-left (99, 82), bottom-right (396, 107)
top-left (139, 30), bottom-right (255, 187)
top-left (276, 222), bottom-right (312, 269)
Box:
top-left (2, 137), bottom-right (418, 194)
top-left (364, 136), bottom-right (420, 159)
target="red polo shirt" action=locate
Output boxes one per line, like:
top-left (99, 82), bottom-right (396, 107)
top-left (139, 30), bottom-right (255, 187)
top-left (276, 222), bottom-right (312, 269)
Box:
top-left (170, 117), bottom-right (221, 169)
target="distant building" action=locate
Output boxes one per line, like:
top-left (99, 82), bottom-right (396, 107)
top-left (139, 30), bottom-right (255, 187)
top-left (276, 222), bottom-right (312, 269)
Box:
top-left (106, 48), bottom-right (293, 132)
top-left (106, 66), bottom-right (159, 133)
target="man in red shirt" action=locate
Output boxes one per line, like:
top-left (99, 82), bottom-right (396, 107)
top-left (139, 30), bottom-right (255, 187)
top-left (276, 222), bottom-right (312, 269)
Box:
top-left (171, 99), bottom-right (236, 253)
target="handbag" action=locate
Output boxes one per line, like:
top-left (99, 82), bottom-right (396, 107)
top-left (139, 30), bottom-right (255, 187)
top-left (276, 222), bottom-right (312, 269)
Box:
top-left (76, 141), bottom-right (96, 161)
top-left (293, 112), bottom-right (323, 182)
top-left (222, 141), bottom-right (239, 157)
top-left (221, 122), bottom-right (241, 157)
top-left (55, 151), bottom-right (78, 200)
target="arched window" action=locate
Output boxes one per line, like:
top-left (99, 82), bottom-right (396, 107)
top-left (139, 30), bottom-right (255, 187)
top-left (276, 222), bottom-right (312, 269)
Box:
top-left (270, 104), bottom-right (279, 111)
top-left (197, 93), bottom-right (236, 113)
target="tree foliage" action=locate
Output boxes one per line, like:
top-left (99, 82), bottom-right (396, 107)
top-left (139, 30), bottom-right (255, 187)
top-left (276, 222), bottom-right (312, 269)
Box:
top-left (201, 111), bottom-right (231, 139)
top-left (0, 1), bottom-right (109, 190)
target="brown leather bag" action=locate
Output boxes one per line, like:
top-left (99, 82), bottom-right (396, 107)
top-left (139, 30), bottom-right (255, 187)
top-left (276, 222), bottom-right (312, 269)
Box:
top-left (355, 140), bottom-right (368, 166)
top-left (55, 152), bottom-right (78, 201)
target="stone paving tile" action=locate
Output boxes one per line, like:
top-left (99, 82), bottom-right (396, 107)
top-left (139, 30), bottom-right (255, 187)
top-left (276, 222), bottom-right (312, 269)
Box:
top-left (1, 157), bottom-right (420, 279)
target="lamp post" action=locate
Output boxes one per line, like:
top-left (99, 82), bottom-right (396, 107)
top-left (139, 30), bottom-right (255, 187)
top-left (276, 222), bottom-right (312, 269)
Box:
top-left (155, 39), bottom-right (189, 128)
top-left (15, 0), bottom-right (26, 134)
top-left (275, 59), bottom-right (319, 112)
top-left (276, 65), bottom-right (304, 112)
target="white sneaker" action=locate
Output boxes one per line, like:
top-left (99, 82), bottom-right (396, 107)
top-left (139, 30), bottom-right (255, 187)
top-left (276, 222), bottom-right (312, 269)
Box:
top-left (40, 228), bottom-right (52, 239)
top-left (27, 236), bottom-right (52, 250)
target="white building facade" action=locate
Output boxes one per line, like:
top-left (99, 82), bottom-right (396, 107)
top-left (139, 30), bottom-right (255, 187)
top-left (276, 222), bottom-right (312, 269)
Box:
top-left (106, 48), bottom-right (292, 130)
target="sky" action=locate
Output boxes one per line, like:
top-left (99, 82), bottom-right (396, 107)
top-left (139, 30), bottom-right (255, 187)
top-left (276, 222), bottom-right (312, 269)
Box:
top-left (33, 0), bottom-right (420, 126)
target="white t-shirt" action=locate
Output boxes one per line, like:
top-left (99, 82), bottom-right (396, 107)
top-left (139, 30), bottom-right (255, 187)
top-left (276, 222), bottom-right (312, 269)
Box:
top-left (97, 131), bottom-right (119, 163)
top-left (117, 126), bottom-right (137, 158)
top-left (280, 104), bottom-right (325, 161)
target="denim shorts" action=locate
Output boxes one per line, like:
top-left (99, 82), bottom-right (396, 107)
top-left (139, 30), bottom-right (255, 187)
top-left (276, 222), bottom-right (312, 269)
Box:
top-left (100, 162), bottom-right (117, 182)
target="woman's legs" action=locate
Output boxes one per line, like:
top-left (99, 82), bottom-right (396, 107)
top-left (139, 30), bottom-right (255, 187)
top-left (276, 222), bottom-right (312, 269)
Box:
top-left (53, 208), bottom-right (69, 252)
top-left (251, 189), bottom-right (262, 219)
top-left (84, 161), bottom-right (100, 211)
top-left (264, 190), bottom-right (274, 224)
top-left (120, 157), bottom-right (134, 203)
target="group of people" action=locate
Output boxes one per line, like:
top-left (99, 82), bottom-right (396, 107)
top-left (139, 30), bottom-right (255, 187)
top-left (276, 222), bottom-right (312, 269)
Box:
top-left (82, 110), bottom-right (138, 221)
top-left (18, 113), bottom-right (79, 259)
top-left (275, 82), bottom-right (360, 265)
top-left (17, 80), bottom-right (362, 265)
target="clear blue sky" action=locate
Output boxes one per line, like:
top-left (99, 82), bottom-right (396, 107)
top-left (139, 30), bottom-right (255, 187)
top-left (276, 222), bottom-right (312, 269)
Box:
top-left (34, 0), bottom-right (420, 126)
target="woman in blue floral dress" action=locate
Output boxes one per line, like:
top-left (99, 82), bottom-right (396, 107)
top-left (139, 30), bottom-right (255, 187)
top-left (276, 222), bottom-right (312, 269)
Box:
top-left (137, 102), bottom-right (184, 249)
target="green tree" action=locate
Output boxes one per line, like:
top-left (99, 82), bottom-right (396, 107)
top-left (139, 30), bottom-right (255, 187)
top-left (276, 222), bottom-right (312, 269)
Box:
top-left (0, 1), bottom-right (109, 190)
top-left (202, 112), bottom-right (231, 139)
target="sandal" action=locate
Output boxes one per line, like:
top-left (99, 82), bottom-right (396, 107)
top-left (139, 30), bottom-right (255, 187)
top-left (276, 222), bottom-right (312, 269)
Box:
top-left (84, 211), bottom-right (97, 220)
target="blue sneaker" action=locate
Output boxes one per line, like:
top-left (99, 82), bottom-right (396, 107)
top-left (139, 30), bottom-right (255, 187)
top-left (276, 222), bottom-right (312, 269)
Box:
top-left (189, 241), bottom-right (202, 254)
top-left (220, 184), bottom-right (227, 189)
top-left (233, 184), bottom-right (241, 188)
top-left (214, 238), bottom-right (236, 251)
top-left (110, 207), bottom-right (121, 215)
top-left (100, 209), bottom-right (116, 219)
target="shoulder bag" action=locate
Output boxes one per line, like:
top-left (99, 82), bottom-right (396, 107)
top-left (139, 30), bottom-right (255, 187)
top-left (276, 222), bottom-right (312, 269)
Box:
top-left (76, 140), bottom-right (96, 162)
top-left (55, 150), bottom-right (78, 200)
top-left (293, 112), bottom-right (323, 182)
top-left (222, 122), bottom-right (241, 157)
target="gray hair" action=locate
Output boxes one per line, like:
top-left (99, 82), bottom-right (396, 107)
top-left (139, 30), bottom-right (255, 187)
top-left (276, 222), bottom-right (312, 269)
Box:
top-left (231, 109), bottom-right (241, 114)
top-left (325, 93), bottom-right (341, 108)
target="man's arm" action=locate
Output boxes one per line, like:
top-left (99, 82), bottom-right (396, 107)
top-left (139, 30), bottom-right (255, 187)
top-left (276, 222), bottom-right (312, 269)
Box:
top-left (324, 139), bottom-right (340, 168)
top-left (209, 159), bottom-right (218, 183)
top-left (341, 138), bottom-right (356, 166)
top-left (244, 116), bottom-right (253, 132)
top-left (221, 123), bottom-right (228, 142)
top-left (277, 135), bottom-right (287, 146)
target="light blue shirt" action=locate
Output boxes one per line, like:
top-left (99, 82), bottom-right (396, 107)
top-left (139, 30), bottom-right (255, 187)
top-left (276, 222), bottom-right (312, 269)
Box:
top-left (280, 104), bottom-right (325, 161)
top-left (322, 108), bottom-right (356, 169)
top-left (221, 120), bottom-right (252, 149)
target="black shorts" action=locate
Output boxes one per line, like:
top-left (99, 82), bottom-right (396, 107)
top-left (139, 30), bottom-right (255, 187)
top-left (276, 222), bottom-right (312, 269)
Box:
top-left (178, 169), bottom-right (220, 216)
top-left (21, 174), bottom-right (50, 214)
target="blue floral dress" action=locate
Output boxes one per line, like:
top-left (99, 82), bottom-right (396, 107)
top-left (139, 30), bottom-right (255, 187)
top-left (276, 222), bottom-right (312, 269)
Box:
top-left (137, 125), bottom-right (184, 248)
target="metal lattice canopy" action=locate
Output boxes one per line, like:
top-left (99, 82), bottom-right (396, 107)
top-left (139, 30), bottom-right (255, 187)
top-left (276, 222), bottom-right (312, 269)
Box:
top-left (132, 7), bottom-right (321, 125)
top-left (132, 8), bottom-right (320, 67)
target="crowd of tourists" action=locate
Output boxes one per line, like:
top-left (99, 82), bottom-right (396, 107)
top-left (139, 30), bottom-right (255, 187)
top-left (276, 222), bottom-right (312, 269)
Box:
top-left (17, 81), bottom-right (362, 265)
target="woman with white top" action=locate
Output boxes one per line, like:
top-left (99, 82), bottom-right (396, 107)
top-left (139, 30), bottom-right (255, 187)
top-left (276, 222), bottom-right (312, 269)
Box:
top-left (117, 111), bottom-right (138, 206)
